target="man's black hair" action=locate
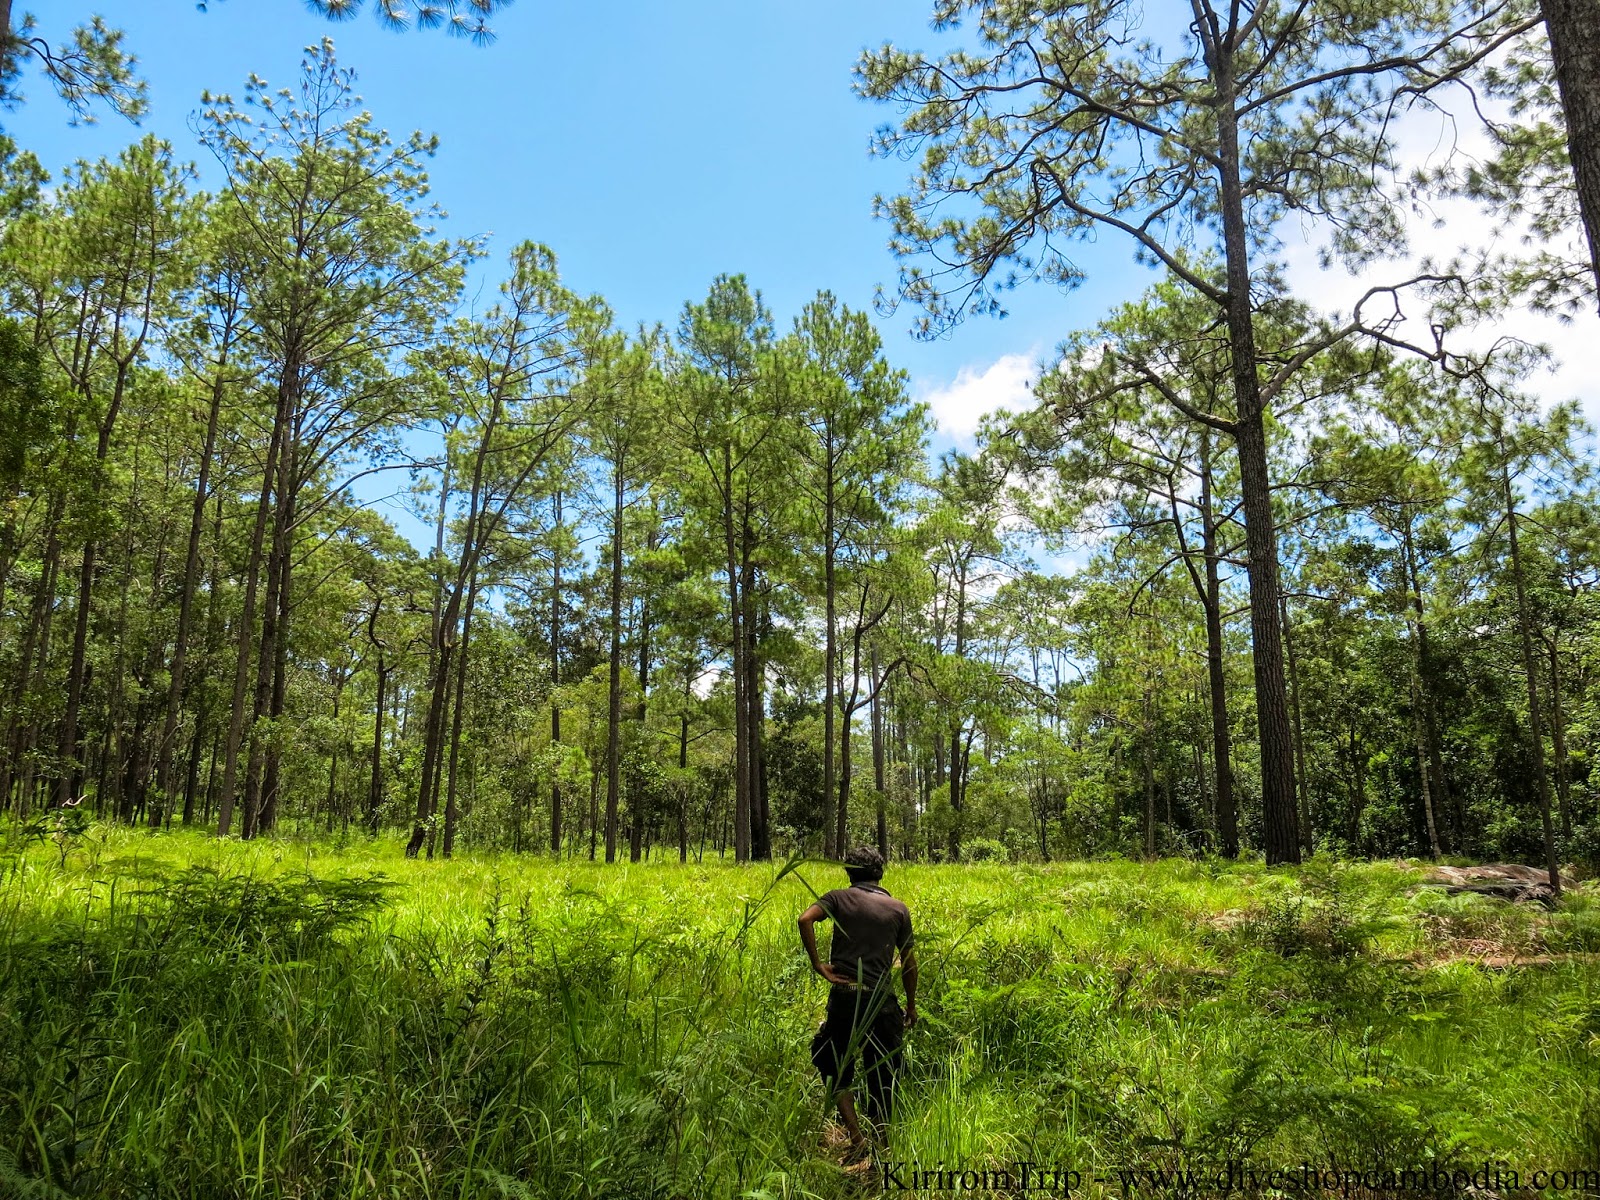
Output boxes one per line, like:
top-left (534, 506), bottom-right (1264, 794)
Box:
top-left (842, 845), bottom-right (885, 882)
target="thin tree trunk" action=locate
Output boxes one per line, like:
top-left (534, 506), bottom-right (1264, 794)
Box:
top-left (406, 443), bottom-right (454, 858)
top-left (605, 457), bottom-right (625, 864)
top-left (1548, 636), bottom-right (1573, 838)
top-left (1279, 592), bottom-right (1314, 855)
top-left (441, 568), bottom-right (480, 858)
top-left (1142, 686), bottom-right (1156, 857)
top-left (871, 648), bottom-right (888, 859)
top-left (325, 681), bottom-right (343, 834)
top-left (722, 448), bottom-right (749, 862)
top-left (184, 491), bottom-right (227, 827)
top-left (550, 485), bottom-right (563, 855)
top-left (1403, 532), bottom-right (1457, 854)
top-left (823, 466), bottom-right (838, 859)
top-left (257, 441), bottom-right (298, 835)
top-left (747, 579), bottom-right (770, 860)
top-left (679, 705), bottom-right (690, 862)
top-left (182, 698), bottom-right (210, 827)
top-left (1215, 44), bottom-right (1300, 864)
top-left (1198, 431), bottom-right (1237, 856)
top-left (947, 566), bottom-right (969, 861)
top-left (1399, 523), bottom-right (1441, 859)
top-left (1, 488), bottom-right (64, 814)
top-left (409, 392), bottom-right (562, 858)
top-left (217, 381), bottom-right (289, 836)
top-left (1347, 725), bottom-right (1366, 849)
top-left (155, 323), bottom-right (234, 819)
top-left (367, 654), bottom-right (387, 835)
top-left (630, 581), bottom-right (652, 864)
top-left (589, 750), bottom-right (600, 861)
top-left (243, 410), bottom-right (295, 838)
top-left (58, 357), bottom-right (138, 808)
top-left (837, 657), bottom-right (859, 858)
top-left (1502, 454), bottom-right (1562, 895)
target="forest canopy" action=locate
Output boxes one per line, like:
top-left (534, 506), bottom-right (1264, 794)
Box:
top-left (0, 0), bottom-right (1596, 888)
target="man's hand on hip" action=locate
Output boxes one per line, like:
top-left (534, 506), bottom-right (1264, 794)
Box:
top-left (816, 962), bottom-right (854, 987)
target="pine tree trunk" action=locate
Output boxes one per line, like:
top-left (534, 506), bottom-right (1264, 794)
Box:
top-left (589, 751), bottom-right (600, 861)
top-left (409, 398), bottom-right (548, 860)
top-left (441, 568), bottom-right (480, 859)
top-left (1, 488), bottom-right (64, 814)
top-left (823, 465), bottom-right (838, 859)
top-left (1399, 522), bottom-right (1441, 859)
top-left (1539, 0), bottom-right (1600, 305)
top-left (1502, 455), bottom-right (1562, 895)
top-left (1347, 726), bottom-right (1366, 849)
top-left (58, 357), bottom-right (137, 808)
top-left (155, 345), bottom-right (229, 818)
top-left (257, 453), bottom-right (297, 835)
top-left (630, 584), bottom-right (651, 864)
top-left (947, 565), bottom-right (968, 862)
top-left (1142, 685), bottom-right (1156, 857)
top-left (871, 648), bottom-right (888, 859)
top-left (1216, 46), bottom-right (1300, 864)
top-left (217, 382), bottom-right (289, 836)
top-left (605, 460), bottom-right (625, 864)
top-left (1548, 636), bottom-right (1573, 838)
top-left (367, 655), bottom-right (387, 835)
top-left (243, 416), bottom-right (295, 838)
top-left (550, 486), bottom-right (563, 856)
top-left (1280, 593), bottom-right (1314, 854)
top-left (407, 448), bottom-right (454, 858)
top-left (679, 706), bottom-right (690, 862)
top-left (838, 657), bottom-right (860, 858)
top-left (1409, 663), bottom-right (1442, 860)
top-left (722, 448), bottom-right (749, 862)
top-left (185, 492), bottom-right (226, 828)
top-left (182, 700), bottom-right (210, 827)
top-left (1198, 431), bottom-right (1238, 856)
top-left (746, 576), bottom-right (770, 860)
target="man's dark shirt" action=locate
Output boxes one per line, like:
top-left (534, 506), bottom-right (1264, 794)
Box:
top-left (817, 881), bottom-right (913, 989)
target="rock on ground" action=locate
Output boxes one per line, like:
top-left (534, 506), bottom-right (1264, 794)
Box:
top-left (1422, 863), bottom-right (1559, 906)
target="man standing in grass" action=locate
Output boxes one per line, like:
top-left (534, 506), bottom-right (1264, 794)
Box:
top-left (797, 846), bottom-right (918, 1165)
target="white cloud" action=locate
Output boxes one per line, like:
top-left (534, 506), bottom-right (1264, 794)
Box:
top-left (1278, 105), bottom-right (1599, 424)
top-left (918, 351), bottom-right (1040, 443)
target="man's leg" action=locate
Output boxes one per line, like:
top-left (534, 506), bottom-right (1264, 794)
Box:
top-left (862, 996), bottom-right (905, 1140)
top-left (835, 1090), bottom-right (868, 1158)
top-left (811, 992), bottom-right (869, 1159)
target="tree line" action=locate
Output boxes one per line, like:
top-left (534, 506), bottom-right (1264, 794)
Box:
top-left (1, 0), bottom-right (1596, 876)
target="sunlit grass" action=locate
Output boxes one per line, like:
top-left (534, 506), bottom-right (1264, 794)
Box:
top-left (1, 828), bottom-right (1596, 1198)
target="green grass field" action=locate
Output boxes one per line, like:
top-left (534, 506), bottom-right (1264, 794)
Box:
top-left (2, 830), bottom-right (1598, 1199)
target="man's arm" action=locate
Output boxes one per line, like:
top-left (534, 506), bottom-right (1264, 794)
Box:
top-left (798, 902), bottom-right (851, 986)
top-left (901, 946), bottom-right (918, 1026)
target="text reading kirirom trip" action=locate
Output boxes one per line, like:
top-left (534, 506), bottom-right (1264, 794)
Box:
top-left (876, 1161), bottom-right (1600, 1195)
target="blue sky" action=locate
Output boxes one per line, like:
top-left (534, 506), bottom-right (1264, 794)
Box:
top-left (11, 1), bottom-right (1588, 558)
top-left (4, 1), bottom-right (1159, 453)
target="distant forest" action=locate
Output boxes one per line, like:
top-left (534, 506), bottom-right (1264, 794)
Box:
top-left (3, 0), bottom-right (1599, 879)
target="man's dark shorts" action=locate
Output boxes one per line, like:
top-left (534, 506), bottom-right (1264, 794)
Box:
top-left (810, 982), bottom-right (903, 1123)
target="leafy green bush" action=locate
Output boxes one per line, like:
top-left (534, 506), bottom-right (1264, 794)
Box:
top-left (960, 836), bottom-right (1009, 863)
top-left (1560, 820), bottom-right (1600, 879)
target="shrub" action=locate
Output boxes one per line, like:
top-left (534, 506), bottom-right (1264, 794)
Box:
top-left (960, 837), bottom-right (1009, 863)
top-left (1560, 820), bottom-right (1600, 880)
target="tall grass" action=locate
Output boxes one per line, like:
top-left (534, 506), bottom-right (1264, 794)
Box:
top-left (1, 830), bottom-right (1596, 1198)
